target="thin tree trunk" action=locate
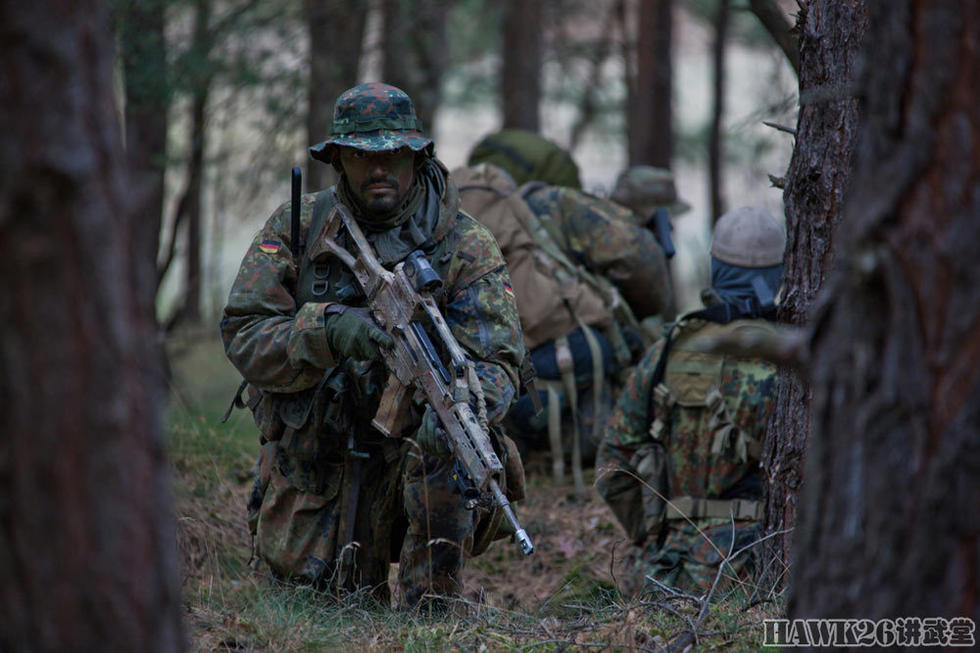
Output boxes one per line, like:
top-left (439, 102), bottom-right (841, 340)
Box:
top-left (791, 0), bottom-right (980, 620)
top-left (306, 0), bottom-right (368, 191)
top-left (181, 0), bottom-right (211, 326)
top-left (0, 0), bottom-right (183, 650)
top-left (501, 0), bottom-right (541, 131)
top-left (380, 0), bottom-right (447, 131)
top-left (569, 2), bottom-right (618, 150)
top-left (629, 0), bottom-right (672, 167)
top-left (708, 0), bottom-right (729, 223)
top-left (756, 0), bottom-right (867, 598)
top-left (184, 87), bottom-right (207, 325)
top-left (119, 0), bottom-right (169, 303)
top-left (748, 0), bottom-right (800, 76)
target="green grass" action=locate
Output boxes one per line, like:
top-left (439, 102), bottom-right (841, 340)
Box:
top-left (168, 336), bottom-right (784, 651)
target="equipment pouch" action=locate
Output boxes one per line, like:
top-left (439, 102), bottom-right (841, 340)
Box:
top-left (633, 443), bottom-right (669, 541)
top-left (598, 442), bottom-right (669, 545)
top-left (277, 385), bottom-right (319, 462)
top-left (498, 431), bottom-right (526, 502)
top-left (470, 430), bottom-right (527, 556)
top-left (247, 386), bottom-right (285, 442)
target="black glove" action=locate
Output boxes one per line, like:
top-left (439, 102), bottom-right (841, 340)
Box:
top-left (416, 405), bottom-right (451, 457)
top-left (323, 306), bottom-right (392, 362)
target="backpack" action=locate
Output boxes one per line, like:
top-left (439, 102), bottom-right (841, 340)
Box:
top-left (455, 163), bottom-right (637, 493)
top-left (467, 129), bottom-right (582, 189)
top-left (453, 164), bottom-right (613, 350)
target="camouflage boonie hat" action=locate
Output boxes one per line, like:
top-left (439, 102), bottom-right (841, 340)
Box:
top-left (610, 166), bottom-right (691, 217)
top-left (309, 82), bottom-right (432, 161)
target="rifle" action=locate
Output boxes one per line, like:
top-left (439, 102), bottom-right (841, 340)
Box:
top-left (648, 207), bottom-right (676, 259)
top-left (311, 201), bottom-right (535, 556)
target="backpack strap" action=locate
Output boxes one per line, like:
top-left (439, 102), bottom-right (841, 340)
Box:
top-left (294, 189), bottom-right (338, 304)
top-left (519, 180), bottom-right (549, 199)
top-left (666, 496), bottom-right (762, 521)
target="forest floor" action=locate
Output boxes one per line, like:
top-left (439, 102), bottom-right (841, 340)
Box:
top-left (169, 336), bottom-right (780, 652)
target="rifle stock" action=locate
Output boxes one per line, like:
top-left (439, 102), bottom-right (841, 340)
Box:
top-left (312, 202), bottom-right (534, 556)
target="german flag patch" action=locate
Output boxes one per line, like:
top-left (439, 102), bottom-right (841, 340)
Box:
top-left (259, 240), bottom-right (281, 254)
top-left (503, 281), bottom-right (515, 297)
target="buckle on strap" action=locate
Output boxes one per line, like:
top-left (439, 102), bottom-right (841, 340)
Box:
top-left (665, 496), bottom-right (762, 521)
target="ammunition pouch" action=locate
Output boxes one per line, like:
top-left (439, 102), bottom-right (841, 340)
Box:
top-left (595, 442), bottom-right (669, 546)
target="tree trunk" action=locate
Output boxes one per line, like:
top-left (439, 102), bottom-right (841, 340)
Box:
top-left (756, 0), bottom-right (867, 597)
top-left (791, 0), bottom-right (980, 620)
top-left (180, 0), bottom-right (212, 327)
top-left (0, 1), bottom-right (183, 650)
top-left (629, 0), bottom-right (672, 167)
top-left (748, 0), bottom-right (800, 76)
top-left (707, 0), bottom-right (729, 223)
top-left (501, 0), bottom-right (541, 131)
top-left (306, 0), bottom-right (368, 191)
top-left (381, 0), bottom-right (448, 134)
top-left (569, 2), bottom-right (618, 150)
top-left (118, 0), bottom-right (169, 302)
top-left (183, 87), bottom-right (207, 326)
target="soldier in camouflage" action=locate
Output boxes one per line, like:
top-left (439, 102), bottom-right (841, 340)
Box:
top-left (463, 136), bottom-right (673, 475)
top-left (221, 83), bottom-right (526, 610)
top-left (608, 166), bottom-right (691, 329)
top-left (595, 206), bottom-right (785, 597)
top-left (609, 166), bottom-right (691, 224)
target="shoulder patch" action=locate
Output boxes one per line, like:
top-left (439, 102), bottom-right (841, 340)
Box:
top-left (259, 240), bottom-right (281, 254)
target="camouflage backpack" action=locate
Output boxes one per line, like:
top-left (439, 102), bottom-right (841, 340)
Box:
top-left (600, 308), bottom-right (777, 547)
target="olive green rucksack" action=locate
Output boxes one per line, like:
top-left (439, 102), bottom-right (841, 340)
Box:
top-left (468, 129), bottom-right (582, 190)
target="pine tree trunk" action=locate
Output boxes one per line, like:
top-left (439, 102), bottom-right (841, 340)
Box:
top-left (181, 0), bottom-right (211, 326)
top-left (629, 0), bottom-right (672, 167)
top-left (306, 0), bottom-right (368, 191)
top-left (790, 0), bottom-right (980, 620)
top-left (501, 0), bottom-right (541, 131)
top-left (0, 1), bottom-right (183, 650)
top-left (707, 0), bottom-right (729, 223)
top-left (119, 0), bottom-right (168, 300)
top-left (381, 0), bottom-right (448, 133)
top-left (757, 0), bottom-right (867, 596)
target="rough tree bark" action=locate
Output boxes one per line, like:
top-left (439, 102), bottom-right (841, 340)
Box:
top-left (0, 0), bottom-right (183, 650)
top-left (629, 0), bottom-right (673, 168)
top-left (306, 0), bottom-right (369, 191)
top-left (501, 0), bottom-right (541, 131)
top-left (757, 0), bottom-right (867, 596)
top-left (791, 0), bottom-right (980, 620)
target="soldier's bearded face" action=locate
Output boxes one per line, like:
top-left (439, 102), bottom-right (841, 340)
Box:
top-left (339, 146), bottom-right (416, 214)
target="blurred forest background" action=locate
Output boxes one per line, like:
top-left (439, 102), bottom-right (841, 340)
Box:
top-left (126, 0), bottom-right (800, 329)
top-left (4, 0), bottom-right (979, 650)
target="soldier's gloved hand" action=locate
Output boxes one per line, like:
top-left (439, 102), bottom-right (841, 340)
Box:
top-left (416, 405), bottom-right (451, 457)
top-left (323, 305), bottom-right (392, 362)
